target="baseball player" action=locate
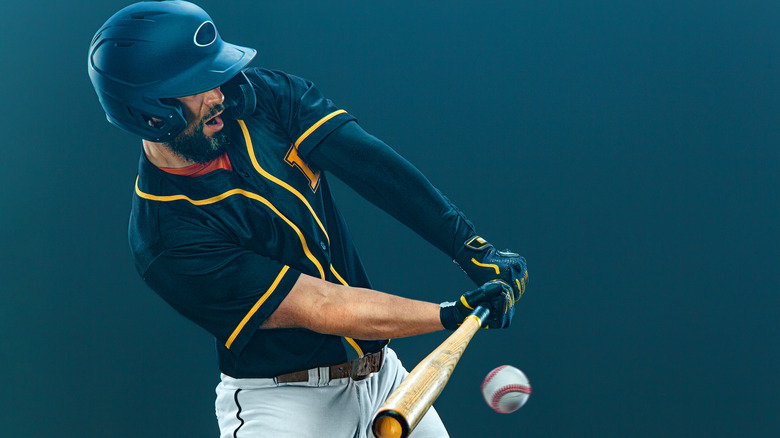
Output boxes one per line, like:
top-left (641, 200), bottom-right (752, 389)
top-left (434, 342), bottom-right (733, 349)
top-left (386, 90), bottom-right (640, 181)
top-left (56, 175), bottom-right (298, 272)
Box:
top-left (88, 2), bottom-right (528, 437)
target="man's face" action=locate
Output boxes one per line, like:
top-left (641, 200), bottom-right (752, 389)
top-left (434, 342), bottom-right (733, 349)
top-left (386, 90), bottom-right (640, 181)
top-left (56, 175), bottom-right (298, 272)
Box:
top-left (165, 87), bottom-right (230, 164)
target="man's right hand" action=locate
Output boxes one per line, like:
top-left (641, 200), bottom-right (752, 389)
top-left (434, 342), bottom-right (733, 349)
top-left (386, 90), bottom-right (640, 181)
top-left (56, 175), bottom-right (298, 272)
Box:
top-left (439, 280), bottom-right (515, 330)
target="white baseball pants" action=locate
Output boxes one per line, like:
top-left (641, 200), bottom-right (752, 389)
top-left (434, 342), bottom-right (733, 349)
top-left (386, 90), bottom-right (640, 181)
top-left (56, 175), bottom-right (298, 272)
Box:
top-left (215, 348), bottom-right (449, 437)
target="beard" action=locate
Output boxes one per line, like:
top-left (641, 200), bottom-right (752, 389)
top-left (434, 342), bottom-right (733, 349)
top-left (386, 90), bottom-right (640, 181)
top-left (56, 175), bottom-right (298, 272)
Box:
top-left (166, 104), bottom-right (230, 164)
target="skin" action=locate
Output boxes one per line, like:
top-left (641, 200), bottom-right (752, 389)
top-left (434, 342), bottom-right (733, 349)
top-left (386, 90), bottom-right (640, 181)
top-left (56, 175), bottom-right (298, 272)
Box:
top-left (143, 87), bottom-right (445, 340)
top-left (143, 87), bottom-right (228, 168)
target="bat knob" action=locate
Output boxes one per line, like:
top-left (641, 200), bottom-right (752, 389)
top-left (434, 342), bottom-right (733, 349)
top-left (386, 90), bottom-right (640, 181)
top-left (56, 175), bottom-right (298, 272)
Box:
top-left (373, 413), bottom-right (406, 438)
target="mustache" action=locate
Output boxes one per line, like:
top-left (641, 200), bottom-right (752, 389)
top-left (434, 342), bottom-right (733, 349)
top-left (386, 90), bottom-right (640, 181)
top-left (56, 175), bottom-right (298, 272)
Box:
top-left (205, 103), bottom-right (225, 121)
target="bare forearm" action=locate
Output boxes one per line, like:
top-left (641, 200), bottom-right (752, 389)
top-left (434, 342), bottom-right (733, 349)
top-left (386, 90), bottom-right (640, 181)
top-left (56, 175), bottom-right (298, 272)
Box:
top-left (262, 274), bottom-right (444, 339)
top-left (317, 285), bottom-right (443, 339)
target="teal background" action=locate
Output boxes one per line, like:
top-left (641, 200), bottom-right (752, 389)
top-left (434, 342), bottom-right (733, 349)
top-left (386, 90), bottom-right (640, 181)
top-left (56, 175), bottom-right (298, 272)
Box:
top-left (1, 1), bottom-right (777, 436)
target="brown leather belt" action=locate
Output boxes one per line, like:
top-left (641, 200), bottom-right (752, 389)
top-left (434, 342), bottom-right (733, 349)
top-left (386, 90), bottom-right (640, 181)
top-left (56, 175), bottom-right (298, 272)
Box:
top-left (275, 349), bottom-right (384, 383)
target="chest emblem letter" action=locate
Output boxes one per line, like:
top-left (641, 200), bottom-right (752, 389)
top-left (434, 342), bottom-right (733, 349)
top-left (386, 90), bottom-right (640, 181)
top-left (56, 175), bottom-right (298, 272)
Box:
top-left (285, 144), bottom-right (321, 193)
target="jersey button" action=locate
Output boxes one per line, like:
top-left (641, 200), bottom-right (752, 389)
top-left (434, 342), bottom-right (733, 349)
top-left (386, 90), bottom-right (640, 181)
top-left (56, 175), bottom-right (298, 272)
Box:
top-left (319, 241), bottom-right (327, 251)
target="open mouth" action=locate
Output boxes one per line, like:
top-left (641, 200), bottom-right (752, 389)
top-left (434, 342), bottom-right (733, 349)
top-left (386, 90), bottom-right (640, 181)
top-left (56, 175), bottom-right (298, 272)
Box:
top-left (204, 111), bottom-right (224, 130)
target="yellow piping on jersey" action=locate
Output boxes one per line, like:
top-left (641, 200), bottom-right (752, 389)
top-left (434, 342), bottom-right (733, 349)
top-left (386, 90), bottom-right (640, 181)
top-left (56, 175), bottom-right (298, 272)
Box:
top-left (309, 112), bottom-right (367, 358)
top-left (135, 178), bottom-right (365, 358)
top-left (344, 337), bottom-right (365, 358)
top-left (471, 258), bottom-right (500, 275)
top-left (293, 110), bottom-right (347, 148)
top-left (239, 118), bottom-right (344, 246)
top-left (225, 265), bottom-right (290, 349)
top-left (134, 177), bottom-right (326, 279)
top-left (329, 265), bottom-right (349, 287)
top-left (329, 264), bottom-right (365, 358)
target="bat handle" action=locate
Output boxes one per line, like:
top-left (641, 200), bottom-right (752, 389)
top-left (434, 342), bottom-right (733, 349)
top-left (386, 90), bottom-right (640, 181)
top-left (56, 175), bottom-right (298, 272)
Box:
top-left (469, 305), bottom-right (490, 327)
top-left (372, 305), bottom-right (491, 438)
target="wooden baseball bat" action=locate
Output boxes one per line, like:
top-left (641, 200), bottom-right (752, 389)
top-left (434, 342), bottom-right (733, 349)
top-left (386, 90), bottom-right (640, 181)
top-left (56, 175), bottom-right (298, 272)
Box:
top-left (372, 305), bottom-right (490, 438)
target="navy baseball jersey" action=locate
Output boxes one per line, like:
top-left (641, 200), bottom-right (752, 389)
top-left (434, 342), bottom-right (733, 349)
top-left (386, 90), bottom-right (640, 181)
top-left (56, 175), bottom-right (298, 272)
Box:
top-left (129, 68), bottom-right (388, 378)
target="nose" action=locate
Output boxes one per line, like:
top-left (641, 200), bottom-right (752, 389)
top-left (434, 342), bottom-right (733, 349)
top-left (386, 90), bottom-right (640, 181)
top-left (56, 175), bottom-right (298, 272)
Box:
top-left (205, 87), bottom-right (225, 106)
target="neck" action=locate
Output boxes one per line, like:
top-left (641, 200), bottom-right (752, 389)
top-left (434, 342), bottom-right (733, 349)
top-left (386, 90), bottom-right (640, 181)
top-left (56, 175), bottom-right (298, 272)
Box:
top-left (142, 139), bottom-right (194, 169)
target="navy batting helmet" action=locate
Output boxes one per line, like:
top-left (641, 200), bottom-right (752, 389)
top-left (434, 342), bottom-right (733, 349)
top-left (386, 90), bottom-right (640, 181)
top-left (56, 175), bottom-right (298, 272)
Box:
top-left (88, 1), bottom-right (257, 141)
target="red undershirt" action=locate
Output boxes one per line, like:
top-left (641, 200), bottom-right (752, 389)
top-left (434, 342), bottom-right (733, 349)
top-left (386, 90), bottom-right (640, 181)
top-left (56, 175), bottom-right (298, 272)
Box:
top-left (159, 152), bottom-right (233, 177)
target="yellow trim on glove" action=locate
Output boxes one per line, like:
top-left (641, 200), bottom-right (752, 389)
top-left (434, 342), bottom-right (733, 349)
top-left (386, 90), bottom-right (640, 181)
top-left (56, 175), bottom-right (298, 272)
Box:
top-left (470, 258), bottom-right (500, 275)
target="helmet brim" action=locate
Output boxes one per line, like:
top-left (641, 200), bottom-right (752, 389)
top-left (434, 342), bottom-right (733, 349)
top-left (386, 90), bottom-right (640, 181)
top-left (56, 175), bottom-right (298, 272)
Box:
top-left (156, 42), bottom-right (257, 99)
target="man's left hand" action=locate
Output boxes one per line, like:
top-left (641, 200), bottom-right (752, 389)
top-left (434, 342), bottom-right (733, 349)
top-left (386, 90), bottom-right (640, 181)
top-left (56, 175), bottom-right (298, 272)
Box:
top-left (454, 236), bottom-right (528, 302)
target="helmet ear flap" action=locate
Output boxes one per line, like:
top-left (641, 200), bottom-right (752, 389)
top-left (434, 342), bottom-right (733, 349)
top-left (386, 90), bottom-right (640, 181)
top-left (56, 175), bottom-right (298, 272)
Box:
top-left (109, 97), bottom-right (187, 142)
top-left (221, 72), bottom-right (256, 120)
top-left (145, 99), bottom-right (187, 142)
top-left (144, 98), bottom-right (181, 130)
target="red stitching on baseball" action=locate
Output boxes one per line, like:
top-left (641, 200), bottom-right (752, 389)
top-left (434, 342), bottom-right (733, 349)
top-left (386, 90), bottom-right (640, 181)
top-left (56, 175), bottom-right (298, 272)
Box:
top-left (491, 384), bottom-right (532, 412)
top-left (481, 365), bottom-right (509, 391)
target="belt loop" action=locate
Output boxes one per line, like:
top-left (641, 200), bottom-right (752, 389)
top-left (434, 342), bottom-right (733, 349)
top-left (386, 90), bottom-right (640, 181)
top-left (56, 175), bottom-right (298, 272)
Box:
top-left (307, 368), bottom-right (319, 386)
top-left (318, 366), bottom-right (330, 386)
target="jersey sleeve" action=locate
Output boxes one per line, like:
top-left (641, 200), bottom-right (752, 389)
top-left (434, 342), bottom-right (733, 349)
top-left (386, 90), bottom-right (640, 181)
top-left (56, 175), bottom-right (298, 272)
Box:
top-left (246, 68), bottom-right (356, 157)
top-left (141, 242), bottom-right (301, 355)
top-left (308, 121), bottom-right (477, 259)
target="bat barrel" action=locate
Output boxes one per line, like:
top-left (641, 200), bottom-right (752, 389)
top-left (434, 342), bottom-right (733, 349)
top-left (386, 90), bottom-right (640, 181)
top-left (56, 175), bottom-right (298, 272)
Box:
top-left (372, 306), bottom-right (489, 438)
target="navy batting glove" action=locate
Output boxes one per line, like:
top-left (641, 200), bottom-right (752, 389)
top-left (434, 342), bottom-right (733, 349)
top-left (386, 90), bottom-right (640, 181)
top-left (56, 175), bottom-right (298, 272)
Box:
top-left (454, 236), bottom-right (528, 302)
top-left (440, 280), bottom-right (515, 330)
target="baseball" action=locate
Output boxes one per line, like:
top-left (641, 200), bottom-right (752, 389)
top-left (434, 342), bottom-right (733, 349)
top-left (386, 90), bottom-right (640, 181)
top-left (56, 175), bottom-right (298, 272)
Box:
top-left (481, 365), bottom-right (532, 414)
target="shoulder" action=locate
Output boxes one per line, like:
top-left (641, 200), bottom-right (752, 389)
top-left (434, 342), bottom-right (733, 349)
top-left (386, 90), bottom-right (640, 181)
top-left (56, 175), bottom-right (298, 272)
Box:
top-left (130, 154), bottom-right (236, 262)
top-left (241, 68), bottom-right (321, 123)
top-left (242, 67), bottom-right (313, 93)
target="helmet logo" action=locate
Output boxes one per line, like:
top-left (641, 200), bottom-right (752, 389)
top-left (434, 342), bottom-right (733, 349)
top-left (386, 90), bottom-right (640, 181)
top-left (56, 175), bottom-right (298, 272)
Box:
top-left (194, 21), bottom-right (217, 47)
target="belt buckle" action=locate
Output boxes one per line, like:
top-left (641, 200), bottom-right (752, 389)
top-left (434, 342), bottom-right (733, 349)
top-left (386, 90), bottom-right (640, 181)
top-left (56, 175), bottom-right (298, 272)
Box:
top-left (349, 350), bottom-right (381, 381)
top-left (349, 356), bottom-right (370, 381)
